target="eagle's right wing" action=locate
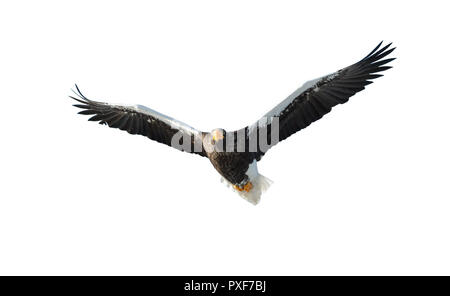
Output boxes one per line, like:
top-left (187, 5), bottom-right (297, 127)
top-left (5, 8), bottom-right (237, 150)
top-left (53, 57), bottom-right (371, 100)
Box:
top-left (241, 41), bottom-right (395, 161)
top-left (71, 85), bottom-right (207, 157)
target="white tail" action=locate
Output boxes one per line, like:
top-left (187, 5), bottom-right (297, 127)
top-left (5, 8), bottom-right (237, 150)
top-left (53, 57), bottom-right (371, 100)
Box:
top-left (220, 160), bottom-right (272, 205)
top-left (240, 173), bottom-right (272, 205)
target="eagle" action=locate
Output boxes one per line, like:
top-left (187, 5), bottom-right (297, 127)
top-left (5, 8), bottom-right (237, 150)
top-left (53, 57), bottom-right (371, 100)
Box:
top-left (71, 42), bottom-right (395, 204)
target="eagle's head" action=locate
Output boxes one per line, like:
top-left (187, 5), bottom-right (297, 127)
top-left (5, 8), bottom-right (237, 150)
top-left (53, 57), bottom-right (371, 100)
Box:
top-left (203, 128), bottom-right (226, 153)
top-left (211, 128), bottom-right (225, 144)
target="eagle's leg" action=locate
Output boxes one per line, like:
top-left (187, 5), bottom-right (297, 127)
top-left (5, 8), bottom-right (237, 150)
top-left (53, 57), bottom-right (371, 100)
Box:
top-left (233, 182), bottom-right (253, 192)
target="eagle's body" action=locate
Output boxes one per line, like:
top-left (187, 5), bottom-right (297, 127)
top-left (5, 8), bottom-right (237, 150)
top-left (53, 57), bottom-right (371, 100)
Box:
top-left (206, 149), bottom-right (269, 204)
top-left (208, 151), bottom-right (251, 186)
top-left (71, 42), bottom-right (395, 204)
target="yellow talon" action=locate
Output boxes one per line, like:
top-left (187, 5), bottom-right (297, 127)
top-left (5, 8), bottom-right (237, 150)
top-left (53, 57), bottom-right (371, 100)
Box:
top-left (233, 185), bottom-right (243, 192)
top-left (243, 182), bottom-right (253, 192)
top-left (234, 182), bottom-right (253, 192)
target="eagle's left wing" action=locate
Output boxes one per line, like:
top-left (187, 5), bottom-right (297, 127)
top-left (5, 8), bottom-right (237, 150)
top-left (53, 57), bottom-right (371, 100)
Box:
top-left (240, 41), bottom-right (395, 160)
top-left (71, 85), bottom-right (207, 157)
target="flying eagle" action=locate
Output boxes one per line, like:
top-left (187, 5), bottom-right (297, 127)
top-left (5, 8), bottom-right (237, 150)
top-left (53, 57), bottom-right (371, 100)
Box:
top-left (71, 42), bottom-right (395, 204)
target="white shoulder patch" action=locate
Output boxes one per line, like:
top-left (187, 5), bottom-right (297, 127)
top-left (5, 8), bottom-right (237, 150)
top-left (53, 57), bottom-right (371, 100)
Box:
top-left (264, 76), bottom-right (323, 119)
top-left (247, 72), bottom-right (338, 132)
top-left (247, 74), bottom-right (328, 133)
top-left (132, 104), bottom-right (201, 136)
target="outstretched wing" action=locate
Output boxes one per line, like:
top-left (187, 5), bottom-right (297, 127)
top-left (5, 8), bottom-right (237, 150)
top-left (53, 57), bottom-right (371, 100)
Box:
top-left (242, 41), bottom-right (396, 161)
top-left (71, 85), bottom-right (207, 157)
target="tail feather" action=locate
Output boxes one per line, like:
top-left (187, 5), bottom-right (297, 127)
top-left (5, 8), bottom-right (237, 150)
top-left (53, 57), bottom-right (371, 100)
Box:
top-left (221, 173), bottom-right (272, 205)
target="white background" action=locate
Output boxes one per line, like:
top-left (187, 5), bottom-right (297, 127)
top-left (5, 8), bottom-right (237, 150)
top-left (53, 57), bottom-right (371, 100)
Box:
top-left (1, 0), bottom-right (449, 275)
